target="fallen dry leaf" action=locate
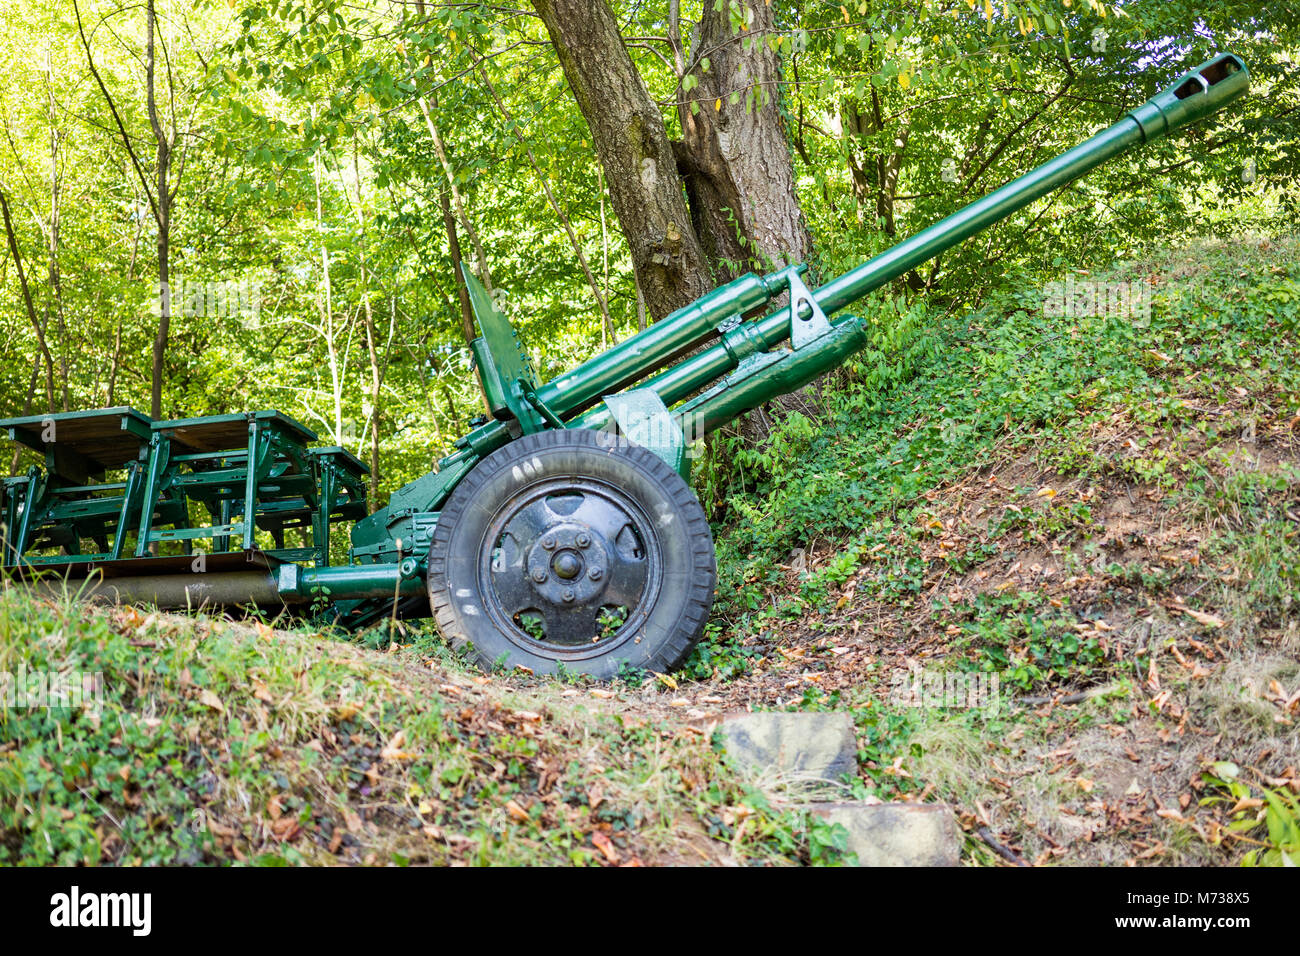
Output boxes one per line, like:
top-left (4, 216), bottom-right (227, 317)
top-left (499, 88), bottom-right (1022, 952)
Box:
top-left (1228, 796), bottom-right (1264, 814)
top-left (380, 731), bottom-right (417, 760)
top-left (1179, 606), bottom-right (1226, 629)
top-left (654, 671), bottom-right (678, 691)
top-left (270, 816), bottom-right (301, 842)
top-left (591, 831), bottom-right (620, 864)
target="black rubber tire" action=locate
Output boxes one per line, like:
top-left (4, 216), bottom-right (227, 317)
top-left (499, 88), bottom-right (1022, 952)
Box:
top-left (427, 428), bottom-right (715, 679)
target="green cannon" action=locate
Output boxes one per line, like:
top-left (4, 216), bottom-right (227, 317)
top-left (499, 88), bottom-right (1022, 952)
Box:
top-left (1, 54), bottom-right (1248, 677)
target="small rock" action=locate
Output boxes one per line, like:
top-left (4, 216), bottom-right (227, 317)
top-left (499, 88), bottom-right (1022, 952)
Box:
top-left (720, 712), bottom-right (857, 787)
top-left (811, 802), bottom-right (961, 867)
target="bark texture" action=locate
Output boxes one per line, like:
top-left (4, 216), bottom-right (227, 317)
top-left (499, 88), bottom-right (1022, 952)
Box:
top-left (531, 0), bottom-right (817, 435)
top-left (682, 0), bottom-right (812, 275)
top-left (532, 0), bottom-right (714, 319)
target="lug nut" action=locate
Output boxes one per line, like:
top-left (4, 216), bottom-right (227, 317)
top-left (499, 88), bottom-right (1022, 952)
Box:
top-left (531, 569), bottom-right (547, 583)
top-left (541, 536), bottom-right (556, 550)
top-left (562, 589), bottom-right (575, 603)
top-left (576, 533), bottom-right (591, 549)
top-left (588, 567), bottom-right (603, 581)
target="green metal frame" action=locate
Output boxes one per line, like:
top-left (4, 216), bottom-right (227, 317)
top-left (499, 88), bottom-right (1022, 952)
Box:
top-left (0, 408), bottom-right (367, 575)
top-left (0, 407), bottom-right (154, 565)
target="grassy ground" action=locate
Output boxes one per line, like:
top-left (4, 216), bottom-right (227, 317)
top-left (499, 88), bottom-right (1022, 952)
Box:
top-left (2, 233), bottom-right (1298, 865)
top-left (0, 591), bottom-right (859, 865)
top-left (689, 232), bottom-right (1300, 865)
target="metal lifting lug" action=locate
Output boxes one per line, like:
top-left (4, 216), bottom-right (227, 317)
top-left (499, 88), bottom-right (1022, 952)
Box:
top-left (786, 270), bottom-right (832, 349)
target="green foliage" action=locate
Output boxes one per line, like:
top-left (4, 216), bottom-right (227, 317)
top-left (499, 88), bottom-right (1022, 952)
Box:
top-left (1, 585), bottom-right (859, 866)
top-left (0, 598), bottom-right (229, 864)
top-left (1199, 762), bottom-right (1300, 867)
top-left (947, 591), bottom-right (1106, 689)
top-left (680, 621), bottom-right (761, 681)
top-left (805, 815), bottom-right (855, 866)
top-left (851, 700), bottom-right (921, 795)
top-left (1198, 464), bottom-right (1300, 628)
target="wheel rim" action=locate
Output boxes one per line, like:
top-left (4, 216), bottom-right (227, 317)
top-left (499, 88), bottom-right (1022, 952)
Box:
top-left (478, 476), bottom-right (663, 658)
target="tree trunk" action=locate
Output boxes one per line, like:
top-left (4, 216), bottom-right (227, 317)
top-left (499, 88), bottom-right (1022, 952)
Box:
top-left (682, 1), bottom-right (816, 433)
top-left (679, 0), bottom-right (812, 274)
top-left (0, 186), bottom-right (55, 412)
top-left (474, 55), bottom-right (616, 341)
top-left (438, 186), bottom-right (476, 349)
top-left (310, 136), bottom-right (346, 445)
top-left (344, 136), bottom-right (385, 512)
top-left (109, 213), bottom-right (143, 406)
top-left (74, 0), bottom-right (177, 418)
top-left (412, 0), bottom-right (496, 317)
top-left (532, 0), bottom-right (815, 438)
top-left (10, 355), bottom-right (40, 473)
top-left (145, 0), bottom-right (171, 420)
top-left (534, 0), bottom-right (812, 306)
top-left (844, 92), bottom-right (910, 236)
top-left (531, 0), bottom-right (713, 319)
top-left (361, 288), bottom-right (382, 511)
top-left (45, 48), bottom-right (69, 411)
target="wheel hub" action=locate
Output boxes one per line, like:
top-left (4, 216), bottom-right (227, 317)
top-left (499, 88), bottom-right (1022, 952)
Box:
top-left (524, 521), bottom-right (610, 606)
top-left (484, 480), bottom-right (658, 648)
top-left (552, 550), bottom-right (582, 579)
top-left (480, 478), bottom-right (660, 650)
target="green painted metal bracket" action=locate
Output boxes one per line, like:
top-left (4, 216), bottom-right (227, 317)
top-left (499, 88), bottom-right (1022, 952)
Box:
top-left (786, 270), bottom-right (832, 349)
top-left (277, 554), bottom-right (424, 602)
top-left (520, 383), bottom-right (565, 429)
top-left (601, 389), bottom-right (687, 479)
top-left (349, 450), bottom-right (479, 560)
top-left (0, 476), bottom-right (23, 564)
top-left (463, 265), bottom-right (547, 435)
top-left (2, 469), bottom-right (40, 565)
top-left (110, 459), bottom-right (145, 560)
top-left (311, 446), bottom-right (369, 567)
top-left (134, 433), bottom-right (172, 557)
top-left (242, 418), bottom-right (275, 551)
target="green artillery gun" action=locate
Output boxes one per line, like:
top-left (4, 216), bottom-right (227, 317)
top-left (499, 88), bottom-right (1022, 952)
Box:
top-left (1, 54), bottom-right (1248, 677)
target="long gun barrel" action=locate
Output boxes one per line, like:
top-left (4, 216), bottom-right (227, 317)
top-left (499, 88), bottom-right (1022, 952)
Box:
top-left (517, 55), bottom-right (1252, 429)
top-left (569, 52), bottom-right (1250, 435)
top-left (816, 52), bottom-right (1249, 314)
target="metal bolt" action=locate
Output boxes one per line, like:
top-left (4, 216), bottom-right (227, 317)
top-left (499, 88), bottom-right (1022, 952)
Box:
top-left (588, 567), bottom-right (603, 581)
top-left (541, 536), bottom-right (556, 550)
top-left (576, 533), bottom-right (591, 549)
top-left (562, 589), bottom-right (575, 603)
top-left (532, 569), bottom-right (547, 583)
